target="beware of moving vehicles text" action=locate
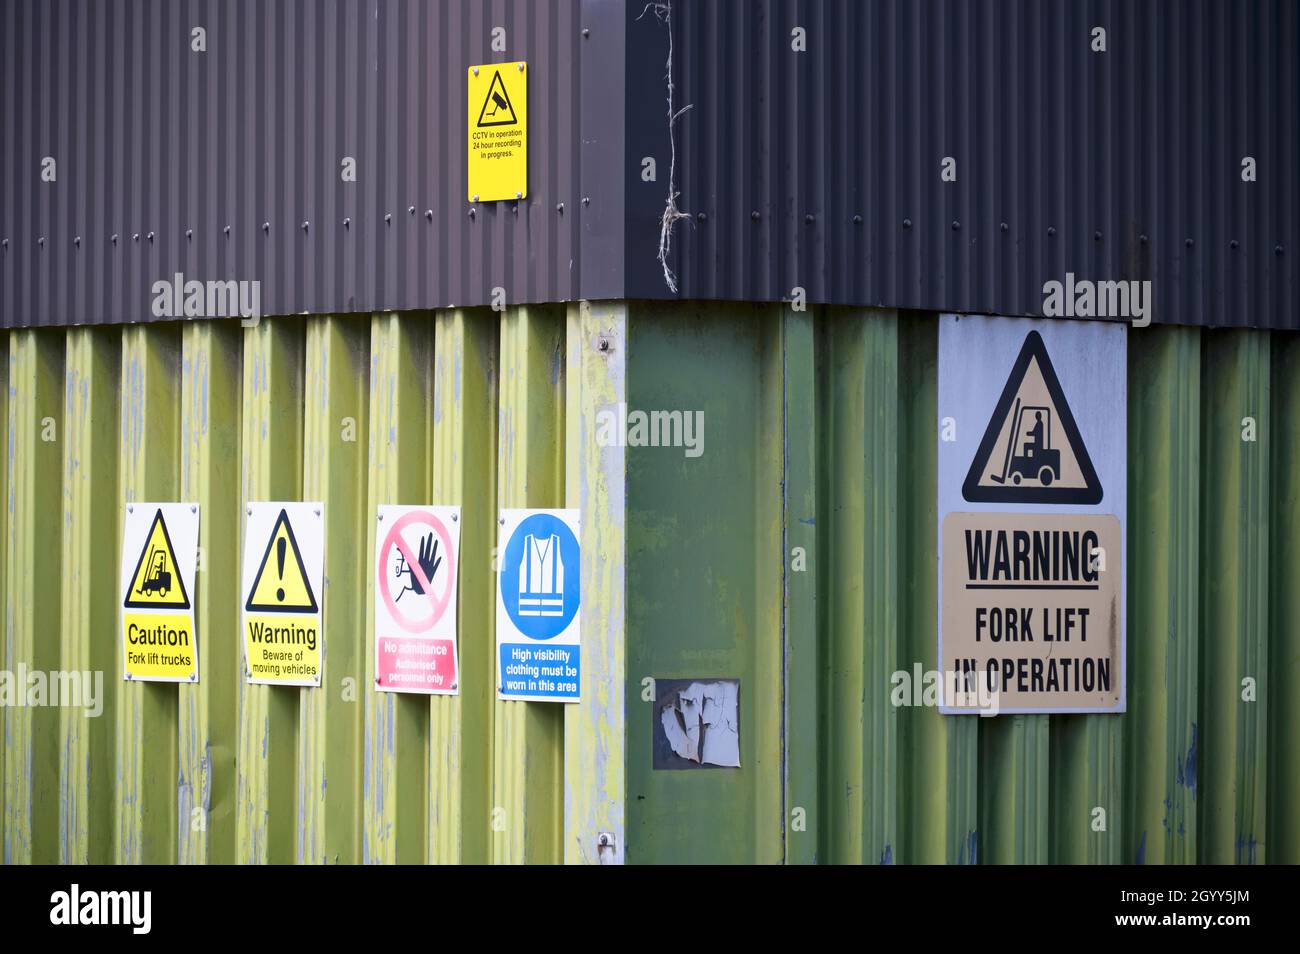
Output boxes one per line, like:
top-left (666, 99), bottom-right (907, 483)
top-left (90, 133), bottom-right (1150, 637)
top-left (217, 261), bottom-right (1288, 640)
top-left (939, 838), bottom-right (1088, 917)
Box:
top-left (468, 61), bottom-right (527, 202)
top-left (496, 508), bottom-right (581, 702)
top-left (241, 502), bottom-right (325, 686)
top-left (938, 316), bottom-right (1126, 713)
top-left (120, 503), bottom-right (200, 681)
top-left (375, 505), bottom-right (462, 694)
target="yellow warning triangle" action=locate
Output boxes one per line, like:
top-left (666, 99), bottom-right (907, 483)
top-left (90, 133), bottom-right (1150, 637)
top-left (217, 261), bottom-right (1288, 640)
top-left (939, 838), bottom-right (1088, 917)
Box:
top-left (476, 70), bottom-right (518, 127)
top-left (124, 509), bottom-right (191, 609)
top-left (245, 509), bottom-right (318, 613)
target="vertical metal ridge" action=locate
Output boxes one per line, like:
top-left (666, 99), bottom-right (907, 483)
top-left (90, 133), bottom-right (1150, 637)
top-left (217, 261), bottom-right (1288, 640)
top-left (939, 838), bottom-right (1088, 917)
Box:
top-left (3, 329), bottom-right (64, 862)
top-left (493, 304), bottom-right (565, 864)
top-left (299, 315), bottom-right (369, 864)
top-left (58, 327), bottom-right (119, 863)
top-left (178, 321), bottom-right (241, 865)
top-left (361, 312), bottom-right (431, 864)
top-left (115, 322), bottom-right (180, 863)
top-left (237, 317), bottom-right (303, 863)
top-left (428, 308), bottom-right (497, 864)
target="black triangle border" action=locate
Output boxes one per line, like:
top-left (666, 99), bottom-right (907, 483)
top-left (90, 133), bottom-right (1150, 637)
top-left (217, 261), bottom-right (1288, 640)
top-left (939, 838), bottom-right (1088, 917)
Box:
top-left (244, 508), bottom-right (319, 614)
top-left (476, 69), bottom-right (517, 127)
top-left (123, 508), bottom-right (192, 610)
top-left (961, 329), bottom-right (1104, 505)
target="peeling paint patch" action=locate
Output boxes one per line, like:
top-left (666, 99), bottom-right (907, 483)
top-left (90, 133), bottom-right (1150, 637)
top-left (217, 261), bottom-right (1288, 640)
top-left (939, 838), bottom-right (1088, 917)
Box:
top-left (653, 678), bottom-right (740, 769)
top-left (1175, 723), bottom-right (1198, 799)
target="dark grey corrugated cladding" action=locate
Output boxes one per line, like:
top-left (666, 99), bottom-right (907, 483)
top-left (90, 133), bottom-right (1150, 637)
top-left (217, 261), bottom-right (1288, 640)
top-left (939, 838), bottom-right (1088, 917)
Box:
top-left (625, 0), bottom-right (1298, 329)
top-left (0, 0), bottom-right (624, 328)
top-left (1, 0), bottom-right (1296, 329)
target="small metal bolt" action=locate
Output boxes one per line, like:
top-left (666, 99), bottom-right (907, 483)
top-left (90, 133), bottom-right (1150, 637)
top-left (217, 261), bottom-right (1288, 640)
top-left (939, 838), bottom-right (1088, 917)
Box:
top-left (1094, 230), bottom-right (1102, 241)
top-left (450, 682), bottom-right (457, 690)
top-left (301, 220), bottom-right (309, 231)
top-left (378, 513), bottom-right (384, 521)
top-left (951, 220), bottom-right (960, 231)
top-left (2, 238), bottom-right (7, 249)
top-left (518, 63), bottom-right (524, 71)
top-left (752, 210), bottom-right (761, 221)
top-left (472, 194), bottom-right (480, 203)
top-left (451, 513), bottom-right (458, 522)
top-left (516, 191), bottom-right (522, 199)
top-left (582, 196), bottom-right (590, 206)
top-left (472, 67), bottom-right (479, 76)
top-left (499, 517), bottom-right (505, 525)
top-left (804, 213), bottom-right (815, 224)
top-left (1139, 233), bottom-right (1148, 244)
top-left (852, 214), bottom-right (862, 225)
top-left (190, 673), bottom-right (197, 682)
top-left (903, 218), bottom-right (912, 229)
top-left (344, 217), bottom-right (351, 228)
top-left (1047, 226), bottom-right (1056, 237)
top-left (468, 207), bottom-right (476, 219)
top-left (191, 505), bottom-right (197, 513)
top-left (1185, 237), bottom-right (1194, 248)
top-left (315, 508), bottom-right (321, 517)
top-left (128, 505), bottom-right (134, 513)
top-left (38, 236), bottom-right (45, 246)
top-left (425, 209), bottom-right (433, 220)
top-left (598, 336), bottom-right (611, 352)
top-left (224, 225), bottom-right (231, 236)
top-left (696, 211), bottom-right (707, 222)
top-left (1276, 244), bottom-right (1285, 255)
top-left (1230, 239), bottom-right (1239, 249)
top-left (408, 206), bottom-right (415, 215)
top-left (186, 228), bottom-right (193, 239)
top-left (261, 222), bottom-right (269, 232)
top-left (74, 236), bottom-right (81, 247)
top-left (582, 27), bottom-right (590, 37)
top-left (1000, 222), bottom-right (1008, 232)
top-left (385, 213), bottom-right (392, 224)
top-left (111, 234), bottom-right (118, 245)
top-left (147, 231), bottom-right (155, 242)
top-left (556, 202), bottom-right (565, 213)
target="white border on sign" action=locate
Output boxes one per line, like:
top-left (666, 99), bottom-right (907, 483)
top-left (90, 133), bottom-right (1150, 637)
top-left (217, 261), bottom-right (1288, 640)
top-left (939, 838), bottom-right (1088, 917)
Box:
top-left (119, 501), bottom-right (201, 684)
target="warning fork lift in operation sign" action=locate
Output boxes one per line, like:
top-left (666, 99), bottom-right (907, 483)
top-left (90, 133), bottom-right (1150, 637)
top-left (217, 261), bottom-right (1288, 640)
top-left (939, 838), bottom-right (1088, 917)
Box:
top-left (938, 316), bottom-right (1126, 714)
top-left (120, 503), bottom-right (200, 682)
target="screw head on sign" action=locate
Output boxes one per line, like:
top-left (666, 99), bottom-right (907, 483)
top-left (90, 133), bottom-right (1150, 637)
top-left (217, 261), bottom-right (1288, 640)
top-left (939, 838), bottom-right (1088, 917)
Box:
top-left (378, 513), bottom-right (384, 521)
top-left (315, 508), bottom-right (321, 517)
top-left (451, 683), bottom-right (457, 690)
top-left (191, 505), bottom-right (197, 513)
top-left (472, 67), bottom-right (479, 76)
top-left (451, 513), bottom-right (458, 522)
top-left (515, 192), bottom-right (522, 199)
top-left (518, 63), bottom-right (524, 71)
top-left (247, 507), bottom-right (253, 516)
top-left (128, 505), bottom-right (134, 513)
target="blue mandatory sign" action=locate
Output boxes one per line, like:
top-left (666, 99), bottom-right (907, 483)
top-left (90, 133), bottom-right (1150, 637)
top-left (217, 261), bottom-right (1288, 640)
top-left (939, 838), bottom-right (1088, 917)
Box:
top-left (500, 512), bottom-right (581, 639)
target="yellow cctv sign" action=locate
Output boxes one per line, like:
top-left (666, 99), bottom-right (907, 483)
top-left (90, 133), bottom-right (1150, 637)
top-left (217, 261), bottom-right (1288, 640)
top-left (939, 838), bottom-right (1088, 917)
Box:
top-left (468, 61), bottom-right (527, 202)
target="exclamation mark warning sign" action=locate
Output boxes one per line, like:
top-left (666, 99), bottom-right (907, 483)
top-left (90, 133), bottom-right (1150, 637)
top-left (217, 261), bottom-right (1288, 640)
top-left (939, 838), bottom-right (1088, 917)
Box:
top-left (242, 503), bottom-right (325, 687)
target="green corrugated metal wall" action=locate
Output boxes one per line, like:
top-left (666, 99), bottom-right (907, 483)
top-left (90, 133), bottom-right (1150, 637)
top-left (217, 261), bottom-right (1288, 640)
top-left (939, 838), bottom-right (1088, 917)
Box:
top-left (1, 305), bottom-right (1297, 864)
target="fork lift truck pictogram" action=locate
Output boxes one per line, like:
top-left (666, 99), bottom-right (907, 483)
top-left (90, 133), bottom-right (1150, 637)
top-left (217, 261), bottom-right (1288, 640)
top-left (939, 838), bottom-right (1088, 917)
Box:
top-left (988, 398), bottom-right (1062, 487)
top-left (136, 547), bottom-right (173, 598)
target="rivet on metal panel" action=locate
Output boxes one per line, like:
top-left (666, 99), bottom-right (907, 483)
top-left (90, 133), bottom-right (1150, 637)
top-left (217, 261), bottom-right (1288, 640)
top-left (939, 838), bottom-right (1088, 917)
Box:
top-left (1048, 226), bottom-right (1056, 237)
top-left (74, 236), bottom-right (80, 247)
top-left (517, 63), bottom-right (524, 71)
top-left (425, 209), bottom-right (433, 220)
top-left (147, 231), bottom-right (154, 242)
top-left (1185, 237), bottom-right (1194, 248)
top-left (385, 213), bottom-right (392, 225)
top-left (262, 222), bottom-right (270, 232)
top-left (1139, 233), bottom-right (1148, 244)
top-left (1231, 239), bottom-right (1240, 249)
top-left (751, 210), bottom-right (761, 221)
top-left (582, 28), bottom-right (590, 37)
top-left (556, 202), bottom-right (565, 213)
top-left (1094, 230), bottom-right (1102, 241)
top-left (132, 233), bottom-right (139, 242)
top-left (597, 336), bottom-right (611, 353)
top-left (38, 236), bottom-right (45, 246)
top-left (951, 220), bottom-right (960, 231)
top-left (468, 208), bottom-right (476, 219)
top-left (186, 229), bottom-right (193, 239)
top-left (301, 220), bottom-right (309, 231)
top-left (224, 225), bottom-right (231, 236)
top-left (852, 214), bottom-right (861, 225)
top-left (344, 217), bottom-right (351, 229)
top-left (1275, 244), bottom-right (1284, 255)
top-left (597, 831), bottom-right (615, 850)
top-left (903, 218), bottom-right (912, 229)
top-left (1000, 222), bottom-right (1009, 232)
top-left (582, 196), bottom-right (590, 206)
top-left (408, 206), bottom-right (415, 215)
top-left (111, 234), bottom-right (117, 245)
top-left (805, 213), bottom-right (815, 224)
top-left (697, 211), bottom-right (706, 222)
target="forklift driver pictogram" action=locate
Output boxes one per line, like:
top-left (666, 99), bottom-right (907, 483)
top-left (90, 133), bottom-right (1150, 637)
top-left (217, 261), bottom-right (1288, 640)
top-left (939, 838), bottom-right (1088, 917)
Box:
top-left (136, 547), bottom-right (172, 598)
top-left (990, 398), bottom-right (1061, 487)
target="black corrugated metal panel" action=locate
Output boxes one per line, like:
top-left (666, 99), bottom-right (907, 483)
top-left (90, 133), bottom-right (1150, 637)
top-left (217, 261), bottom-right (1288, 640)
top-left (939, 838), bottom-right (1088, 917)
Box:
top-left (625, 0), bottom-right (1298, 329)
top-left (0, 0), bottom-right (625, 327)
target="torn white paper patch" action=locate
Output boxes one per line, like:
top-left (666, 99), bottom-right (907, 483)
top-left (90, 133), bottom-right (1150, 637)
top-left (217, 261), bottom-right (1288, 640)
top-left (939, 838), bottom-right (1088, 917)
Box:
top-left (660, 680), bottom-right (740, 767)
